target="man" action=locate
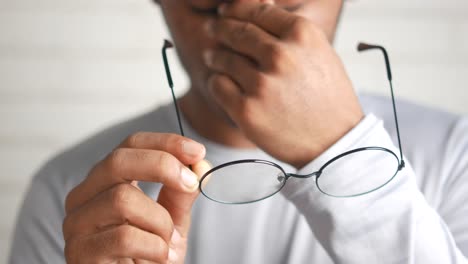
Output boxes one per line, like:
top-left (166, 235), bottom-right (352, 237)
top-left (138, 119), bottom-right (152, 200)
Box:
top-left (9, 0), bottom-right (468, 263)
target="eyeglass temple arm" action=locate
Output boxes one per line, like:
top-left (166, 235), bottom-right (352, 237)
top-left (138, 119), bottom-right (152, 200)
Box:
top-left (357, 43), bottom-right (405, 170)
top-left (162, 39), bottom-right (186, 137)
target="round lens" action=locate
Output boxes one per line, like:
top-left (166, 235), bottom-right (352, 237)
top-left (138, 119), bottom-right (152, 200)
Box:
top-left (200, 160), bottom-right (287, 204)
top-left (316, 148), bottom-right (400, 197)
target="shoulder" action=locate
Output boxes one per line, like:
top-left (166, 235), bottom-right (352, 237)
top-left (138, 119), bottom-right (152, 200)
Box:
top-left (359, 93), bottom-right (461, 154)
top-left (360, 93), bottom-right (459, 136)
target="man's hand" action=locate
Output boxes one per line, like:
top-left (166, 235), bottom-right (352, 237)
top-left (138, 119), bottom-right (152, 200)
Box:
top-left (204, 1), bottom-right (364, 168)
top-left (63, 132), bottom-right (210, 263)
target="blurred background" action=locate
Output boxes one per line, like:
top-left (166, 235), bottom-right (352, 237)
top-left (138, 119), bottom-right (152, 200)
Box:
top-left (1, 0), bottom-right (467, 261)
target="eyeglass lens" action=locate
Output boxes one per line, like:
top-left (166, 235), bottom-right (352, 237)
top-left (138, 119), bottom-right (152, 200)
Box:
top-left (316, 148), bottom-right (400, 197)
top-left (200, 148), bottom-right (399, 203)
top-left (200, 161), bottom-right (287, 204)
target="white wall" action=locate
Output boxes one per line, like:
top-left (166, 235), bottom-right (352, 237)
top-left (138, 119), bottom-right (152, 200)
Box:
top-left (1, 0), bottom-right (467, 262)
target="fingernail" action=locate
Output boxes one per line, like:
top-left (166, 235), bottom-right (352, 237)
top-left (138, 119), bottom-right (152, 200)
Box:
top-left (202, 159), bottom-right (213, 170)
top-left (171, 229), bottom-right (182, 245)
top-left (168, 248), bottom-right (179, 263)
top-left (204, 19), bottom-right (214, 37)
top-left (203, 50), bottom-right (213, 66)
top-left (218, 3), bottom-right (227, 15)
top-left (181, 167), bottom-right (199, 191)
top-left (182, 140), bottom-right (204, 157)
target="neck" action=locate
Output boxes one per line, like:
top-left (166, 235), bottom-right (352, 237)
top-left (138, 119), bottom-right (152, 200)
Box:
top-left (179, 89), bottom-right (257, 149)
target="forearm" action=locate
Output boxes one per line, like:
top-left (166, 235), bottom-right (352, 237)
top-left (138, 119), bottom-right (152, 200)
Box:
top-left (281, 114), bottom-right (468, 263)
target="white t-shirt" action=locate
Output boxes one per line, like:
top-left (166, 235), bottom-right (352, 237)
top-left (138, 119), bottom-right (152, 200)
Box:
top-left (9, 94), bottom-right (468, 263)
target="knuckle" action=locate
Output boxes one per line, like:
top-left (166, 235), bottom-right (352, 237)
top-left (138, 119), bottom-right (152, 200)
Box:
top-left (64, 237), bottom-right (82, 263)
top-left (62, 214), bottom-right (74, 237)
top-left (265, 43), bottom-right (287, 72)
top-left (124, 131), bottom-right (144, 148)
top-left (113, 225), bottom-right (169, 262)
top-left (239, 22), bottom-right (254, 35)
top-left (64, 190), bottom-right (76, 214)
top-left (153, 236), bottom-right (169, 261)
top-left (167, 134), bottom-right (185, 154)
top-left (63, 237), bottom-right (95, 264)
top-left (107, 148), bottom-right (126, 173)
top-left (251, 3), bottom-right (272, 20)
top-left (158, 133), bottom-right (171, 150)
top-left (114, 225), bottom-right (136, 251)
top-left (255, 72), bottom-right (269, 88)
top-left (156, 205), bottom-right (174, 240)
top-left (252, 73), bottom-right (270, 96)
top-left (212, 74), bottom-right (225, 87)
top-left (159, 133), bottom-right (185, 155)
top-left (134, 149), bottom-right (151, 163)
top-left (288, 17), bottom-right (311, 42)
top-left (230, 22), bottom-right (253, 44)
top-left (156, 152), bottom-right (179, 183)
top-left (110, 184), bottom-right (135, 212)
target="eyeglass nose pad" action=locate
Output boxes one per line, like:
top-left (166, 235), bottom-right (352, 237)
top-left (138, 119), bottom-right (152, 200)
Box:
top-left (277, 173), bottom-right (286, 183)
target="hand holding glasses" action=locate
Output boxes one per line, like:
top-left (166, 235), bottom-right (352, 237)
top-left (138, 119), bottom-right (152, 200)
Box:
top-left (162, 40), bottom-right (405, 204)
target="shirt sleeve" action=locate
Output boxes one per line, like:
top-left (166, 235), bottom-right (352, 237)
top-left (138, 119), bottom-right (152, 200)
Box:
top-left (281, 114), bottom-right (468, 263)
top-left (9, 161), bottom-right (66, 264)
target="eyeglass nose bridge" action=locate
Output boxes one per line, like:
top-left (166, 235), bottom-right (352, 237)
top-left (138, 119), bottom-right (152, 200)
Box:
top-left (285, 171), bottom-right (322, 180)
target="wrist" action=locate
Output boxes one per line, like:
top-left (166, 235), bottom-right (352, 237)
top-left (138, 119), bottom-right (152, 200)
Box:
top-left (289, 108), bottom-right (365, 169)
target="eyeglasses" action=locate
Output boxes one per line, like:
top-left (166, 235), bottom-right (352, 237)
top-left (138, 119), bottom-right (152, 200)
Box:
top-left (162, 40), bottom-right (405, 204)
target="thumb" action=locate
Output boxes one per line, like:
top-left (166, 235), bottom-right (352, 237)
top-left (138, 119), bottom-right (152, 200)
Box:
top-left (157, 159), bottom-right (212, 237)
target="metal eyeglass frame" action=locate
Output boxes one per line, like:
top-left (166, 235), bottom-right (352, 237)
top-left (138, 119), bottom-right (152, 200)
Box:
top-left (162, 39), bottom-right (406, 204)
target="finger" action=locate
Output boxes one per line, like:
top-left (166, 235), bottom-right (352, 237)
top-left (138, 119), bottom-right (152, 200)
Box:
top-left (135, 260), bottom-right (158, 264)
top-left (218, 1), bottom-right (296, 38)
top-left (66, 148), bottom-right (200, 213)
top-left (206, 17), bottom-right (276, 63)
top-left (157, 159), bottom-right (212, 238)
top-left (203, 48), bottom-right (260, 91)
top-left (118, 132), bottom-right (206, 164)
top-left (207, 74), bottom-right (245, 121)
top-left (187, 0), bottom-right (219, 10)
top-left (65, 225), bottom-right (172, 263)
top-left (63, 183), bottom-right (174, 243)
top-left (135, 260), bottom-right (159, 264)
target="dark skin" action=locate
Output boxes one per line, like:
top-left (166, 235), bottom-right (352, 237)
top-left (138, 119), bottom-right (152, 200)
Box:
top-left (63, 1), bottom-right (364, 263)
top-left (162, 0), bottom-right (362, 168)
